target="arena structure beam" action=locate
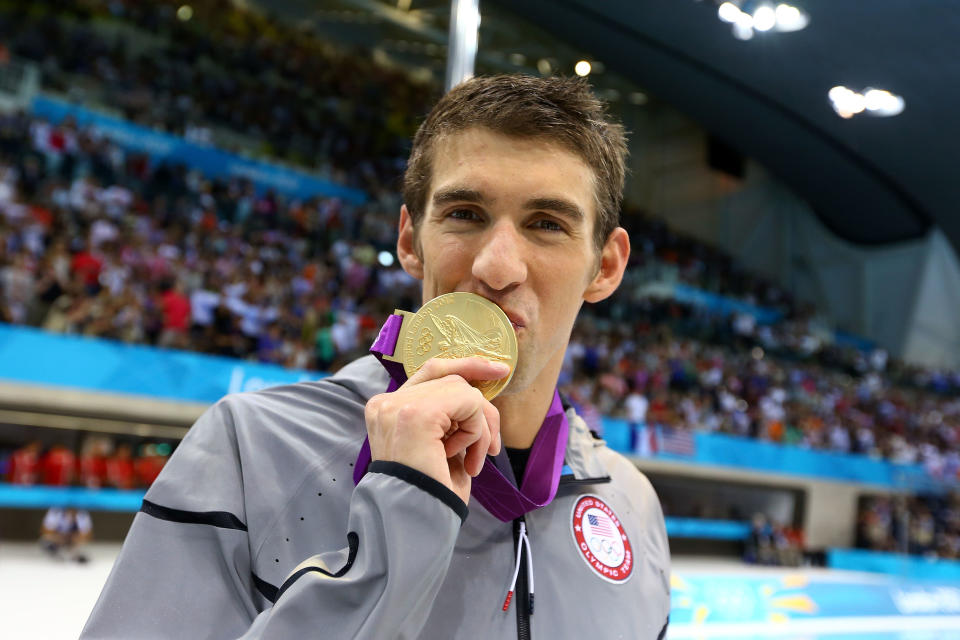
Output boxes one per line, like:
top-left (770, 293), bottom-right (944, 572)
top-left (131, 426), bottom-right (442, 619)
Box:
top-left (0, 382), bottom-right (202, 439)
top-left (444, 0), bottom-right (480, 90)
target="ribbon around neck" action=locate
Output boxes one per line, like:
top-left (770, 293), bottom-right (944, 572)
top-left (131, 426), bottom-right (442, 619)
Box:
top-left (353, 314), bottom-right (570, 522)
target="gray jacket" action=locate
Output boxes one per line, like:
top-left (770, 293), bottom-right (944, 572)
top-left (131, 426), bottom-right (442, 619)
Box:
top-left (82, 356), bottom-right (670, 639)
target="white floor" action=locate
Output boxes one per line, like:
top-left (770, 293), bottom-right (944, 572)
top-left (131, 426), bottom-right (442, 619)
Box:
top-left (1, 541), bottom-right (119, 639)
top-left (3, 543), bottom-right (959, 639)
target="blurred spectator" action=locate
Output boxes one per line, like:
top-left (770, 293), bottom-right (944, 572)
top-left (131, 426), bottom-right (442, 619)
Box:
top-left (39, 506), bottom-right (92, 563)
top-left (157, 279), bottom-right (191, 349)
top-left (104, 443), bottom-right (135, 490)
top-left (743, 512), bottom-right (804, 567)
top-left (134, 443), bottom-right (169, 487)
top-left (624, 379), bottom-right (649, 453)
top-left (7, 441), bottom-right (42, 485)
top-left (78, 436), bottom-right (109, 489)
top-left (40, 443), bottom-right (75, 486)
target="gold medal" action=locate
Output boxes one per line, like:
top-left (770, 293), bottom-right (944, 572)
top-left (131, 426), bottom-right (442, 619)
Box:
top-left (382, 292), bottom-right (518, 400)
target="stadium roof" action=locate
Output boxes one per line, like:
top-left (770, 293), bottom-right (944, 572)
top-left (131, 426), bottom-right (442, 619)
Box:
top-left (496, 0), bottom-right (957, 250)
top-left (279, 1), bottom-right (958, 251)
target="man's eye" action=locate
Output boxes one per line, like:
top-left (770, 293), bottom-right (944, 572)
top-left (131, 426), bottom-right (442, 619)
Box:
top-left (532, 219), bottom-right (564, 232)
top-left (448, 209), bottom-right (480, 221)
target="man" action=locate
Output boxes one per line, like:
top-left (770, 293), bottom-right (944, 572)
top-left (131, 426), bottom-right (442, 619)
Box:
top-left (82, 75), bottom-right (670, 639)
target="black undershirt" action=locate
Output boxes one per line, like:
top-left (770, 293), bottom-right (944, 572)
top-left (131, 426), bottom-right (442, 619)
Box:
top-left (505, 447), bottom-right (532, 486)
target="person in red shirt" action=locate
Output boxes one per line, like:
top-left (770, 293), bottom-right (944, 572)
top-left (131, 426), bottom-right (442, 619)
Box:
top-left (158, 279), bottom-right (191, 349)
top-left (41, 444), bottom-right (76, 486)
top-left (78, 437), bottom-right (109, 489)
top-left (105, 443), bottom-right (136, 490)
top-left (8, 441), bottom-right (42, 485)
top-left (134, 445), bottom-right (168, 488)
top-left (70, 240), bottom-right (103, 294)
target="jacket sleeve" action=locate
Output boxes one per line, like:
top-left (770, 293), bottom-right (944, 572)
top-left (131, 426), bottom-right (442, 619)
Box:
top-left (81, 399), bottom-right (466, 640)
top-left (242, 462), bottom-right (465, 639)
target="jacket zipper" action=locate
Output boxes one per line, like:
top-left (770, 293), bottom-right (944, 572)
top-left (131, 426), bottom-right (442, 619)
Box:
top-left (513, 517), bottom-right (531, 640)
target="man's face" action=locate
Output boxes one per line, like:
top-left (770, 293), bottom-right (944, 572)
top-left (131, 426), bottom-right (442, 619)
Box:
top-left (398, 127), bottom-right (628, 394)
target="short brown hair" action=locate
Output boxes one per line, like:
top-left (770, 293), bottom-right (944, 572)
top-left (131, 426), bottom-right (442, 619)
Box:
top-left (403, 74), bottom-right (628, 252)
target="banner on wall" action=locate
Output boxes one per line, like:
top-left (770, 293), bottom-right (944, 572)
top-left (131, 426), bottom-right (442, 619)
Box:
top-left (31, 95), bottom-right (367, 205)
top-left (602, 416), bottom-right (950, 493)
top-left (0, 324), bottom-right (320, 404)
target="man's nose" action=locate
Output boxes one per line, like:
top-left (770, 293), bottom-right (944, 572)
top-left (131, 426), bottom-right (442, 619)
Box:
top-left (471, 221), bottom-right (527, 291)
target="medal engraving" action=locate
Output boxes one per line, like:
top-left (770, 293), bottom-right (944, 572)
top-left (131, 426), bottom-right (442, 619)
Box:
top-left (384, 292), bottom-right (518, 399)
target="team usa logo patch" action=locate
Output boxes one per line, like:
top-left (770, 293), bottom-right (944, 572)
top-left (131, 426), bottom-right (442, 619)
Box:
top-left (571, 495), bottom-right (633, 584)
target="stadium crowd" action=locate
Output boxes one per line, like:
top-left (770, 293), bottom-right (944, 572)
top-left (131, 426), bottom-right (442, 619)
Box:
top-left (0, 0), bottom-right (434, 192)
top-left (2, 109), bottom-right (959, 483)
top-left (857, 493), bottom-right (960, 560)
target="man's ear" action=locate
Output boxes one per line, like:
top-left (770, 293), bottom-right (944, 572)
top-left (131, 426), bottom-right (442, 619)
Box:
top-left (584, 227), bottom-right (630, 303)
top-left (397, 204), bottom-right (424, 280)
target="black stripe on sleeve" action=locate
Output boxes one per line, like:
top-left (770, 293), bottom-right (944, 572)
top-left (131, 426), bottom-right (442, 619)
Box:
top-left (367, 460), bottom-right (468, 523)
top-left (657, 616), bottom-right (669, 640)
top-left (252, 573), bottom-right (279, 603)
top-left (140, 499), bottom-right (248, 531)
top-left (275, 531), bottom-right (359, 601)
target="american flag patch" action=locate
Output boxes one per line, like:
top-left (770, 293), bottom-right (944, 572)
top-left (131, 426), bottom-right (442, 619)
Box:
top-left (572, 495), bottom-right (634, 584)
top-left (587, 513), bottom-right (615, 538)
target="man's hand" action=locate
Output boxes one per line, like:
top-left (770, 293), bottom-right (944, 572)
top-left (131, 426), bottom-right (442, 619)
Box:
top-left (365, 357), bottom-right (508, 504)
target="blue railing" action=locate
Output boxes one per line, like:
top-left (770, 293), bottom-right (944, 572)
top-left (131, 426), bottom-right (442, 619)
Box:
top-left (0, 483), bottom-right (145, 511)
top-left (827, 547), bottom-right (960, 581)
top-left (664, 517), bottom-right (750, 540)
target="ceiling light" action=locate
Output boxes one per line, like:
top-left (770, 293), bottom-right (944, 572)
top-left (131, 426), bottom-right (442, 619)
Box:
top-left (829, 85), bottom-right (903, 119)
top-left (733, 22), bottom-right (754, 40)
top-left (718, 2), bottom-right (741, 23)
top-left (537, 58), bottom-right (552, 75)
top-left (753, 4), bottom-right (776, 31)
top-left (827, 85), bottom-right (904, 119)
top-left (176, 5), bottom-right (193, 21)
top-left (774, 3), bottom-right (809, 31)
top-left (575, 60), bottom-right (592, 77)
top-left (863, 88), bottom-right (905, 116)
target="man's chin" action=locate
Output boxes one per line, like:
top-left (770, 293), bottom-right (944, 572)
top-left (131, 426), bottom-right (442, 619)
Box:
top-left (495, 363), bottom-right (531, 397)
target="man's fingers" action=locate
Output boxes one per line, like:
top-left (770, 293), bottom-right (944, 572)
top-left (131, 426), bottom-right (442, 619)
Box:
top-left (442, 401), bottom-right (487, 459)
top-left (482, 402), bottom-right (501, 457)
top-left (405, 356), bottom-right (510, 388)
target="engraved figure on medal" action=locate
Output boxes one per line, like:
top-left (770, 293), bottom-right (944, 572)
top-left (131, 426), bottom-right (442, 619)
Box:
top-left (427, 308), bottom-right (506, 362)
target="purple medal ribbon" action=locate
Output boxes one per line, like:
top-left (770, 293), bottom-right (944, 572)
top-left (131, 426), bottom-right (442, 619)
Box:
top-left (353, 314), bottom-right (570, 522)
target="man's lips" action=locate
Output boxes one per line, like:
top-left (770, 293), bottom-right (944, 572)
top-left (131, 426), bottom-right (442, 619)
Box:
top-left (501, 310), bottom-right (526, 331)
